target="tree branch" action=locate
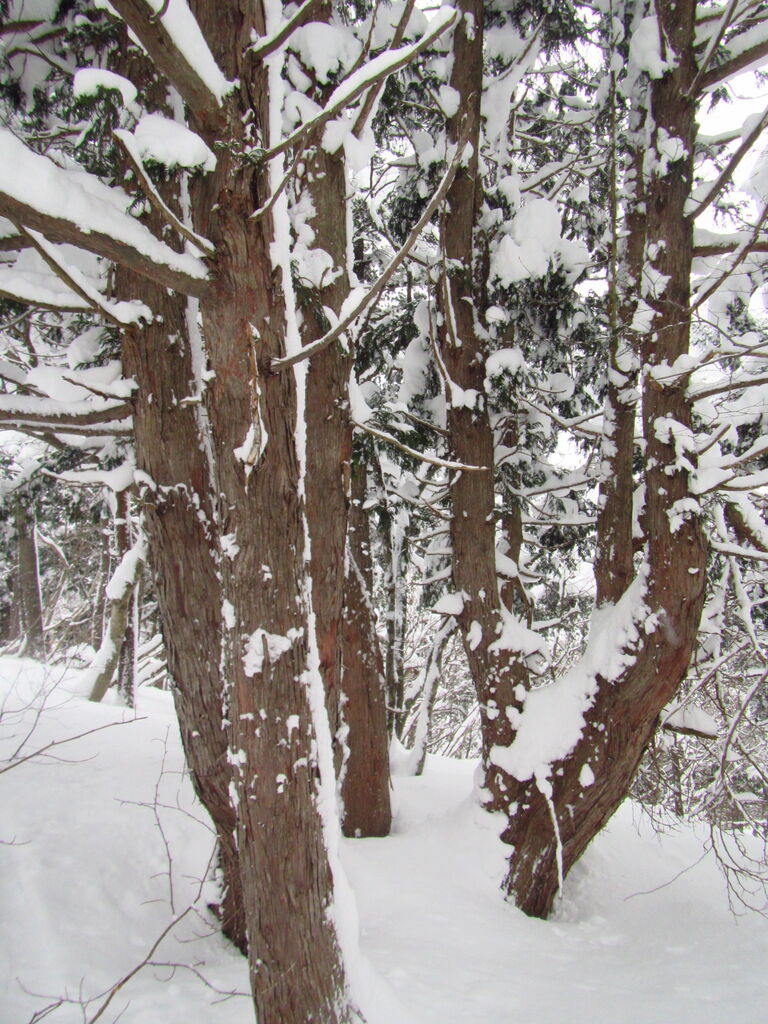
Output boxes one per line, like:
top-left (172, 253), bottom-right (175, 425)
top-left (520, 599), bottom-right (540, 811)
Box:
top-left (687, 104), bottom-right (768, 221)
top-left (107, 0), bottom-right (228, 122)
top-left (260, 9), bottom-right (457, 164)
top-left (697, 35), bottom-right (768, 92)
top-left (0, 186), bottom-right (210, 298)
top-left (353, 419), bottom-right (487, 473)
top-left (272, 129), bottom-right (467, 371)
top-left (113, 130), bottom-right (215, 256)
top-left (248, 0), bottom-right (322, 64)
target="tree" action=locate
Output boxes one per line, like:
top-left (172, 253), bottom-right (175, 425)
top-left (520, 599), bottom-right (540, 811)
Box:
top-left (3, 2), bottom-right (768, 1018)
top-left (0, 2), bottom-right (454, 1020)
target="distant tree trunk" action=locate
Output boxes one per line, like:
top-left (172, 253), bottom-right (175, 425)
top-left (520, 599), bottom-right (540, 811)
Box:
top-left (340, 462), bottom-right (391, 835)
top-left (87, 531), bottom-right (145, 704)
top-left (90, 523), bottom-right (110, 651)
top-left (14, 498), bottom-right (45, 659)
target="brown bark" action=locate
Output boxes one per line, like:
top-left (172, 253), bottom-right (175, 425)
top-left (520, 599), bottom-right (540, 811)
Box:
top-left (109, 32), bottom-right (249, 955)
top-left (436, 0), bottom-right (528, 799)
top-left (299, 35), bottom-right (353, 782)
top-left (296, 2), bottom-right (391, 836)
top-left (340, 464), bottom-right (391, 836)
top-left (499, 0), bottom-right (707, 917)
top-left (433, 0), bottom-right (708, 920)
top-left (186, 3), bottom-right (351, 1017)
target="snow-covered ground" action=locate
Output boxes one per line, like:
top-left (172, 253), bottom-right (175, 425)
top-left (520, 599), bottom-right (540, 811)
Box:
top-left (1, 657), bottom-right (766, 1024)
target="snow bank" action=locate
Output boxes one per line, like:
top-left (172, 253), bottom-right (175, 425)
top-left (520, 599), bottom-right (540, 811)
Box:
top-left (2, 657), bottom-right (765, 1024)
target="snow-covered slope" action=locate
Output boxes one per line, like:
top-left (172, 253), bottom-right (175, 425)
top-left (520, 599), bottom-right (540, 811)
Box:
top-left (1, 658), bottom-right (766, 1023)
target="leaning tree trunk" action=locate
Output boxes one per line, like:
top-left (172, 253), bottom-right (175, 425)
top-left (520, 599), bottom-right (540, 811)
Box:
top-left (437, 0), bottom-right (707, 919)
top-left (119, 271), bottom-right (248, 951)
top-left (499, 0), bottom-right (707, 916)
top-left (112, 36), bottom-right (247, 953)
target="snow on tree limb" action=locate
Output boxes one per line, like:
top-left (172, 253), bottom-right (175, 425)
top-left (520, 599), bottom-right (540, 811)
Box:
top-left (273, 128), bottom-right (468, 371)
top-left (107, 0), bottom-right (232, 120)
top-left (0, 129), bottom-right (210, 297)
top-left (261, 7), bottom-right (458, 163)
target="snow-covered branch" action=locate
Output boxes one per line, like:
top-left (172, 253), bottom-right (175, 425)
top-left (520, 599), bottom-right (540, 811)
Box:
top-left (107, 0), bottom-right (232, 121)
top-left (0, 130), bottom-right (210, 298)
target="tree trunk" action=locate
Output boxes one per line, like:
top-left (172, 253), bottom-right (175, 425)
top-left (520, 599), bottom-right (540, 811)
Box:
top-left (112, 35), bottom-right (248, 956)
top-left (499, 0), bottom-right (707, 917)
top-left (340, 463), bottom-right (391, 835)
top-left (186, 3), bottom-right (352, 1016)
top-left (14, 498), bottom-right (45, 659)
top-left (87, 531), bottom-right (145, 704)
top-left (436, 0), bottom-right (528, 797)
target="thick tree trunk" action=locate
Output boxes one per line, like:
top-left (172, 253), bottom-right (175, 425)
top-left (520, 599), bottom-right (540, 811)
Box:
top-left (186, 4), bottom-right (352, 1017)
top-left (297, 32), bottom-right (354, 780)
top-left (14, 499), bottom-right (45, 659)
top-left (120, 280), bottom-right (248, 952)
top-left (112, 36), bottom-right (248, 955)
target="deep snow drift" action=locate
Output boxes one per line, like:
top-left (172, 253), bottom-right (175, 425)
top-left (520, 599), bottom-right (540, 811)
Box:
top-left (1, 657), bottom-right (766, 1023)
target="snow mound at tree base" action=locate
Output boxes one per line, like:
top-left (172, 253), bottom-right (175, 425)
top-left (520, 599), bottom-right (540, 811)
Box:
top-left (1, 657), bottom-right (766, 1024)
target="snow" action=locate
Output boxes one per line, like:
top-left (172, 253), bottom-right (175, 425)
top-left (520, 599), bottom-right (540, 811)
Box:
top-left (126, 0), bottom-right (232, 104)
top-left (289, 21), bottom-right (362, 84)
top-left (629, 16), bottom-right (672, 80)
top-left (492, 573), bottom-right (650, 784)
top-left (0, 129), bottom-right (208, 285)
top-left (119, 114), bottom-right (216, 172)
top-left (72, 68), bottom-right (138, 107)
top-left (2, 657), bottom-right (767, 1024)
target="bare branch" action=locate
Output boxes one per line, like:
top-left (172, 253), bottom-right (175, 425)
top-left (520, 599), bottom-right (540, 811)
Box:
top-left (0, 718), bottom-right (142, 776)
top-left (353, 419), bottom-right (487, 472)
top-left (19, 226), bottom-right (128, 326)
top-left (690, 201), bottom-right (768, 312)
top-left (686, 0), bottom-right (739, 97)
top-left (353, 0), bottom-right (418, 137)
top-left (260, 10), bottom-right (457, 164)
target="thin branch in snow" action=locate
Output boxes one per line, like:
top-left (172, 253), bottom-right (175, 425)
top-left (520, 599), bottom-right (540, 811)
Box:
top-left (273, 128), bottom-right (469, 370)
top-left (686, 104), bottom-right (768, 222)
top-left (0, 718), bottom-right (142, 776)
top-left (690, 201), bottom-right (768, 312)
top-left (353, 419), bottom-right (486, 473)
top-left (112, 131), bottom-right (216, 256)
